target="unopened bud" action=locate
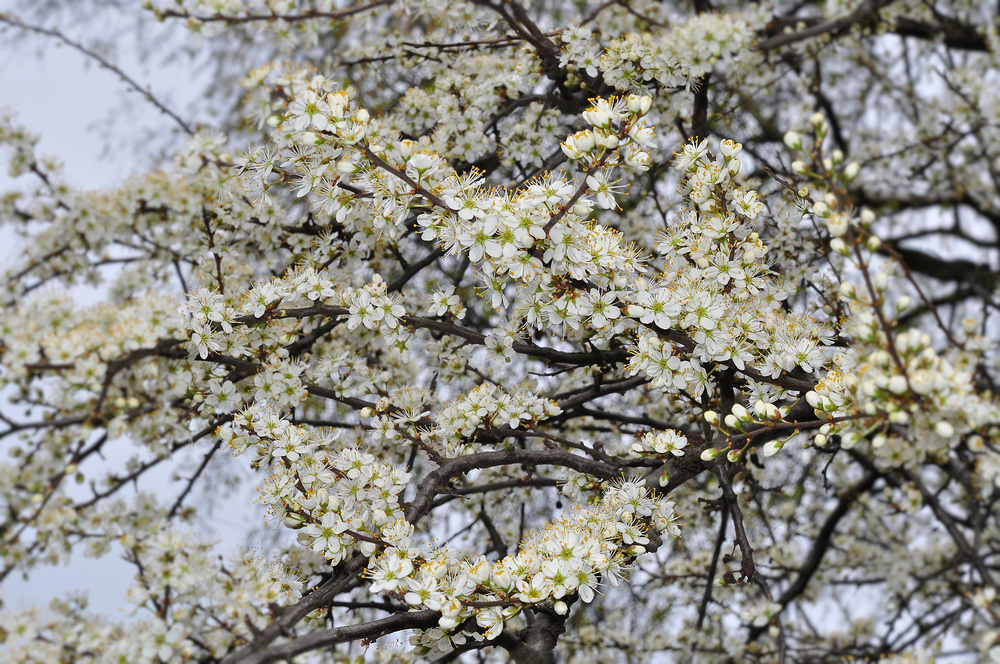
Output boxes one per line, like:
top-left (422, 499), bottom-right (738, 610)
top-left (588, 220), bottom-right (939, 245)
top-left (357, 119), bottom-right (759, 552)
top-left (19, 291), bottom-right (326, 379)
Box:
top-left (811, 201), bottom-right (830, 217)
top-left (842, 432), bottom-right (862, 449)
top-left (754, 400), bottom-right (768, 419)
top-left (935, 421), bottom-right (955, 438)
top-left (762, 440), bottom-right (783, 457)
top-left (887, 375), bottom-right (908, 395)
top-left (700, 448), bottom-right (719, 461)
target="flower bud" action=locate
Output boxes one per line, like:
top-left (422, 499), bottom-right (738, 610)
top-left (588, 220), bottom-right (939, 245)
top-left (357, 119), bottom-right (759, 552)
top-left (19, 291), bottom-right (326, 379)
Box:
top-left (700, 448), bottom-right (719, 461)
top-left (762, 440), bottom-right (783, 457)
top-left (784, 131), bottom-right (802, 151)
top-left (860, 208), bottom-right (876, 224)
top-left (814, 433), bottom-right (827, 447)
top-left (360, 407), bottom-right (374, 418)
top-left (830, 238), bottom-right (849, 255)
top-left (724, 414), bottom-right (740, 430)
top-left (811, 201), bottom-right (830, 217)
top-left (791, 160), bottom-right (808, 175)
top-left (866, 235), bottom-right (881, 251)
top-left (839, 282), bottom-right (855, 299)
top-left (732, 404), bottom-right (750, 421)
top-left (844, 162), bottom-right (860, 180)
top-left (935, 421), bottom-right (955, 438)
top-left (727, 449), bottom-right (741, 462)
top-left (553, 600), bottom-right (568, 615)
top-left (842, 432), bottom-right (862, 449)
top-left (754, 400), bottom-right (768, 419)
top-left (704, 411), bottom-right (719, 425)
top-left (887, 375), bottom-right (908, 394)
top-left (874, 271), bottom-right (889, 291)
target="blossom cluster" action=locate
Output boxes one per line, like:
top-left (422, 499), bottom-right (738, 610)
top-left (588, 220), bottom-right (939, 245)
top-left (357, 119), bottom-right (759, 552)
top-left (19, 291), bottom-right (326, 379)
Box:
top-left (560, 13), bottom-right (753, 93)
top-left (368, 479), bottom-right (680, 653)
top-left (412, 383), bottom-right (563, 457)
top-left (625, 139), bottom-right (830, 394)
top-left (223, 402), bottom-right (414, 563)
top-left (629, 428), bottom-right (689, 459)
top-left (810, 321), bottom-right (998, 468)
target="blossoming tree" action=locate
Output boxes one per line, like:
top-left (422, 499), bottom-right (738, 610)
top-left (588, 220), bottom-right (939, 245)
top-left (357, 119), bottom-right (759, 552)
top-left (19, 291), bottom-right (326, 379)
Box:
top-left (1, 0), bottom-right (1000, 662)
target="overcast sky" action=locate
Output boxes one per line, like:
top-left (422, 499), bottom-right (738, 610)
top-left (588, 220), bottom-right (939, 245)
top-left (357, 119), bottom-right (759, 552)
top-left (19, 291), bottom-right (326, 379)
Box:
top-left (0, 0), bottom-right (268, 618)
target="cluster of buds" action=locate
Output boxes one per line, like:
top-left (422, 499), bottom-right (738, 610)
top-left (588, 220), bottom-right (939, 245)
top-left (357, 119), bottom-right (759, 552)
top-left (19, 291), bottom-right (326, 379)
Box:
top-left (701, 400), bottom-right (791, 461)
top-left (561, 95), bottom-right (655, 172)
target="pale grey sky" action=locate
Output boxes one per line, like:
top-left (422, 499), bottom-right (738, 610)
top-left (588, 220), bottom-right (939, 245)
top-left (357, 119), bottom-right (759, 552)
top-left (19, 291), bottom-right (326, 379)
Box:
top-left (0, 1), bottom-right (267, 618)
